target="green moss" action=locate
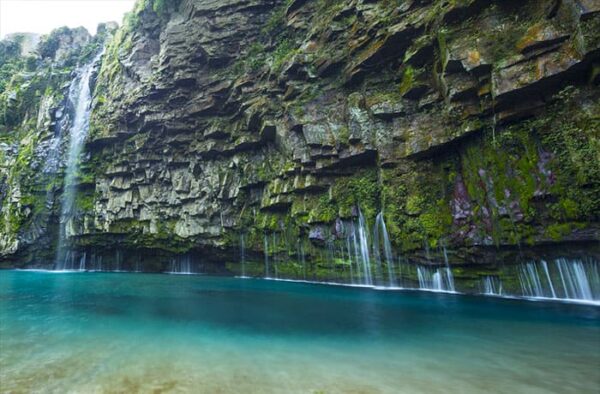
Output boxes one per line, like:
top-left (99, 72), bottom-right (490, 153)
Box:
top-left (536, 87), bottom-right (599, 220)
top-left (332, 168), bottom-right (380, 222)
top-left (337, 125), bottom-right (350, 145)
top-left (419, 212), bottom-right (445, 247)
top-left (290, 195), bottom-right (310, 219)
top-left (271, 39), bottom-right (298, 72)
top-left (75, 192), bottom-right (95, 213)
top-left (380, 161), bottom-right (455, 251)
top-left (37, 27), bottom-right (70, 59)
top-left (152, 0), bottom-right (166, 16)
top-left (406, 195), bottom-right (424, 216)
top-left (551, 198), bottom-right (580, 221)
top-left (95, 218), bottom-right (195, 255)
top-left (308, 195), bottom-right (337, 223)
top-left (123, 0), bottom-right (153, 30)
top-left (262, 0), bottom-right (294, 35)
top-left (255, 211), bottom-right (283, 232)
top-left (245, 42), bottom-right (267, 72)
top-left (399, 66), bottom-right (415, 96)
top-left (437, 28), bottom-right (448, 70)
top-left (545, 223), bottom-right (573, 241)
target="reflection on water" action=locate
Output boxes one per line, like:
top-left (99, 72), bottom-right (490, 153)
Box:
top-left (1, 271), bottom-right (599, 393)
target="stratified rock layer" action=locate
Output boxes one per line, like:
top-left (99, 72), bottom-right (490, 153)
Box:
top-left (1, 0), bottom-right (599, 277)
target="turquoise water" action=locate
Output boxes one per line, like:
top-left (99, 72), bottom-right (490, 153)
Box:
top-left (1, 271), bottom-right (599, 393)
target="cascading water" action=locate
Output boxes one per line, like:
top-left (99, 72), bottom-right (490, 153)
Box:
top-left (114, 249), bottom-right (124, 272)
top-left (372, 212), bottom-right (397, 287)
top-left (54, 250), bottom-right (88, 271)
top-left (417, 266), bottom-right (456, 292)
top-left (79, 252), bottom-right (87, 271)
top-left (519, 263), bottom-right (544, 297)
top-left (481, 276), bottom-right (503, 295)
top-left (100, 206), bottom-right (590, 305)
top-left (240, 233), bottom-right (247, 277)
top-left (297, 240), bottom-right (306, 280)
top-left (90, 254), bottom-right (103, 271)
top-left (169, 254), bottom-right (193, 274)
top-left (324, 241), bottom-right (335, 282)
top-left (518, 258), bottom-right (599, 302)
top-left (356, 209), bottom-right (373, 286)
top-left (259, 208), bottom-right (375, 286)
top-left (272, 233), bottom-right (279, 279)
top-left (54, 51), bottom-right (103, 270)
top-left (416, 242), bottom-right (456, 292)
top-left (134, 255), bottom-right (142, 273)
top-left (264, 234), bottom-right (270, 278)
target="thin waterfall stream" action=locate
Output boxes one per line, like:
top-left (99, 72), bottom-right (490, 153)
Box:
top-left (373, 212), bottom-right (396, 287)
top-left (253, 210), bottom-right (598, 303)
top-left (518, 259), bottom-right (599, 302)
top-left (54, 51), bottom-right (103, 270)
top-left (240, 233), bottom-right (247, 277)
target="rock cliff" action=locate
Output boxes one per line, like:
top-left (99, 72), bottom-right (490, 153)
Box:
top-left (1, 0), bottom-right (599, 287)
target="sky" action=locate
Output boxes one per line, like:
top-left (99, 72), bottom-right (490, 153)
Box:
top-left (0, 0), bottom-right (136, 38)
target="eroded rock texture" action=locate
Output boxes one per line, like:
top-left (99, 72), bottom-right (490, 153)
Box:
top-left (1, 0), bottom-right (599, 274)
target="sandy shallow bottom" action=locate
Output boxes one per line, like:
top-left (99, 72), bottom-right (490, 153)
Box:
top-left (1, 271), bottom-right (599, 393)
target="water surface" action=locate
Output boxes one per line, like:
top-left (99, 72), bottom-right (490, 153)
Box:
top-left (1, 271), bottom-right (599, 393)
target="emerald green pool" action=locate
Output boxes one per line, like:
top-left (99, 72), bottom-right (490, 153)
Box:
top-left (1, 270), bottom-right (599, 393)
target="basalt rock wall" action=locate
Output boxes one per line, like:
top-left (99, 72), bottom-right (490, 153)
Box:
top-left (1, 0), bottom-right (599, 273)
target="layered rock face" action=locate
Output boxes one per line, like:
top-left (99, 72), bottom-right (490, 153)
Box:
top-left (0, 27), bottom-right (103, 260)
top-left (1, 0), bottom-right (599, 283)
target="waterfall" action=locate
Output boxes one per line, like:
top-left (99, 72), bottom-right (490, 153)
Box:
top-left (344, 231), bottom-right (355, 285)
top-left (440, 244), bottom-right (455, 291)
top-left (297, 240), bottom-right (306, 280)
top-left (416, 242), bottom-right (456, 292)
top-left (481, 276), bottom-right (503, 295)
top-left (417, 266), bottom-right (455, 292)
top-left (357, 210), bottom-right (372, 285)
top-left (442, 245), bottom-right (449, 266)
top-left (258, 209), bottom-right (380, 286)
top-left (372, 218), bottom-right (383, 282)
top-left (114, 249), bottom-right (123, 272)
top-left (79, 252), bottom-right (87, 271)
top-left (519, 263), bottom-right (544, 297)
top-left (325, 240), bottom-right (336, 282)
top-left (272, 233), bottom-right (279, 279)
top-left (240, 233), bottom-right (247, 277)
top-left (264, 234), bottom-right (270, 278)
top-left (54, 51), bottom-right (103, 270)
top-left (61, 251), bottom-right (73, 271)
top-left (554, 258), bottom-right (595, 300)
top-left (344, 209), bottom-right (374, 286)
top-left (169, 254), bottom-right (193, 274)
top-left (89, 254), bottom-right (103, 271)
top-left (54, 251), bottom-right (88, 271)
top-left (372, 212), bottom-right (397, 287)
top-left (134, 255), bottom-right (142, 273)
top-left (518, 259), bottom-right (599, 301)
